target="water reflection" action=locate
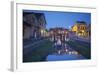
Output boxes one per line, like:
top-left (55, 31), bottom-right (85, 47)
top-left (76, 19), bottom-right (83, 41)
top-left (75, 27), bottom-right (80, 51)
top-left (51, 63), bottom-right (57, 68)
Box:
top-left (53, 41), bottom-right (79, 56)
top-left (46, 39), bottom-right (85, 61)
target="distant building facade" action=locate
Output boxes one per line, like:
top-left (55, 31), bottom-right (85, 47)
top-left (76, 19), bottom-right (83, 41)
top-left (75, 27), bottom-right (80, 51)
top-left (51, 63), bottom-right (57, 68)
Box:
top-left (71, 21), bottom-right (90, 37)
top-left (23, 12), bottom-right (47, 39)
top-left (49, 27), bottom-right (69, 42)
top-left (87, 24), bottom-right (91, 38)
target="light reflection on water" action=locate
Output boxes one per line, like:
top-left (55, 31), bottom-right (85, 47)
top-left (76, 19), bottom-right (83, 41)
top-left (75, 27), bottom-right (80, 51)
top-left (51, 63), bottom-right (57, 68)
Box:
top-left (46, 42), bottom-right (86, 61)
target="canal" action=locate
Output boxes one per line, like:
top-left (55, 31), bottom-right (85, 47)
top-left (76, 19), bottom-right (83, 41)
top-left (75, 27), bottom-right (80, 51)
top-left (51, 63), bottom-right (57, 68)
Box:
top-left (46, 40), bottom-right (86, 61)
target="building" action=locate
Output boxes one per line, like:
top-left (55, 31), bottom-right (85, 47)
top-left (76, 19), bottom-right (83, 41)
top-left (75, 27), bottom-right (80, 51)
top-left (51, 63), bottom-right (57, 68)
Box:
top-left (87, 24), bottom-right (91, 38)
top-left (49, 27), bottom-right (69, 42)
top-left (23, 12), bottom-right (47, 39)
top-left (71, 21), bottom-right (90, 37)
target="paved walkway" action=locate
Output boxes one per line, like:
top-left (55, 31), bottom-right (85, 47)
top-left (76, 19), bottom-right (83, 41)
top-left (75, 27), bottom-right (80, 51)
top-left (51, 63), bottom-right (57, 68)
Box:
top-left (23, 38), bottom-right (48, 55)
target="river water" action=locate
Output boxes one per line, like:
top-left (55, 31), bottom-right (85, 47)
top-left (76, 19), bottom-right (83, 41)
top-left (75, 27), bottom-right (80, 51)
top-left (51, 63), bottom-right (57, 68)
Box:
top-left (46, 42), bottom-right (86, 61)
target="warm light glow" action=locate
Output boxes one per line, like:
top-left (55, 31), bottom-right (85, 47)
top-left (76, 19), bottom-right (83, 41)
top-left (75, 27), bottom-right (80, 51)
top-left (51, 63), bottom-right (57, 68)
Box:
top-left (82, 30), bottom-right (84, 33)
top-left (41, 29), bottom-right (44, 34)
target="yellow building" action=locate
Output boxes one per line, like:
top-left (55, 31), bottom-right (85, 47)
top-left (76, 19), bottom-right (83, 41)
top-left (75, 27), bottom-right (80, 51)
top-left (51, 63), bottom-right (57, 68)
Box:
top-left (71, 21), bottom-right (89, 37)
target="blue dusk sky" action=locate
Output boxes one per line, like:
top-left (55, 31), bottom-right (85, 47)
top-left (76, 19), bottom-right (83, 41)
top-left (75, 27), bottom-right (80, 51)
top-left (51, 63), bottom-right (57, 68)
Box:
top-left (23, 10), bottom-right (91, 30)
